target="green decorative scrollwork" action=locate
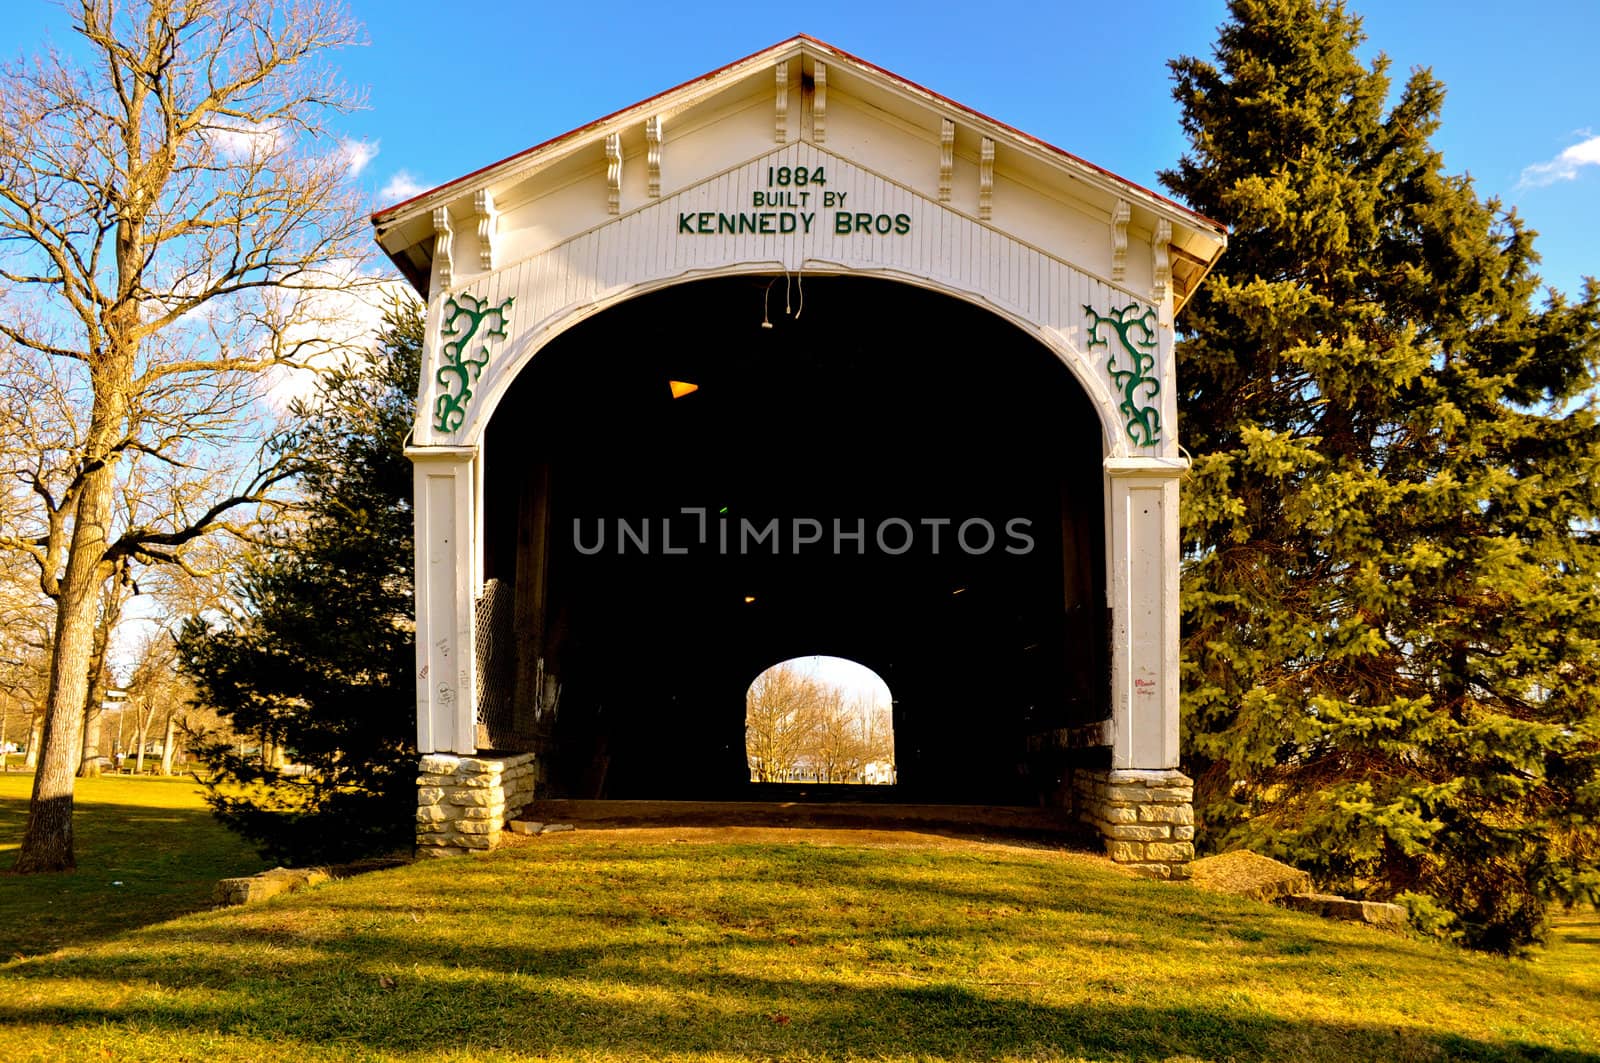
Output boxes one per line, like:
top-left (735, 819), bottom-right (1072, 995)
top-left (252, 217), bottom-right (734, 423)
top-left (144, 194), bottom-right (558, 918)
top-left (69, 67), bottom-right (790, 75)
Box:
top-left (1083, 302), bottom-right (1161, 447)
top-left (433, 292), bottom-right (514, 433)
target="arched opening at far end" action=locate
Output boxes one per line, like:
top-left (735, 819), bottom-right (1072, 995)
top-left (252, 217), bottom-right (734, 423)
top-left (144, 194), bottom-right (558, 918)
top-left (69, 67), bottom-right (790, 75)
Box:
top-left (746, 656), bottom-right (896, 787)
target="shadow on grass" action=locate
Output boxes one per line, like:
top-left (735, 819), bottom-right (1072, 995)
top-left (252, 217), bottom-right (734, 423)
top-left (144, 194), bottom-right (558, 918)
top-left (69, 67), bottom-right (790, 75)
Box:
top-left (0, 791), bottom-right (266, 958)
top-left (1, 946), bottom-right (1593, 1062)
top-left (2, 841), bottom-right (1596, 1061)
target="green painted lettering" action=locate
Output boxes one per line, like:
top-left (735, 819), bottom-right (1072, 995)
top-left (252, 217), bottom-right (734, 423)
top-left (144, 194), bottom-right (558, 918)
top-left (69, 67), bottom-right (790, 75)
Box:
top-left (894, 213), bottom-right (911, 234)
top-left (678, 213), bottom-right (694, 233)
top-left (800, 212), bottom-right (814, 233)
top-left (697, 212), bottom-right (714, 233)
top-left (834, 212), bottom-right (852, 234)
top-left (759, 212), bottom-right (775, 234)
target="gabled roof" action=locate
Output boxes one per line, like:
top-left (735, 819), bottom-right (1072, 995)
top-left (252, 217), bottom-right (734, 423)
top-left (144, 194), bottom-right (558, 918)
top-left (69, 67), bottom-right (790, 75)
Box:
top-left (372, 35), bottom-right (1226, 299)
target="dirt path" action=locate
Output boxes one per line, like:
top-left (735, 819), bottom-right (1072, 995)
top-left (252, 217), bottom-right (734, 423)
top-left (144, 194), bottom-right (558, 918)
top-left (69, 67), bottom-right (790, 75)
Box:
top-left (503, 823), bottom-right (1118, 865)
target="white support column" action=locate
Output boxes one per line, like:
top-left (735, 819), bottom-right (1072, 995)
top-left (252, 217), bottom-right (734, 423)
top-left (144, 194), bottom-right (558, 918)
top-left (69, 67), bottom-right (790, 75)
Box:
top-left (408, 445), bottom-right (480, 755)
top-left (1104, 455), bottom-right (1186, 770)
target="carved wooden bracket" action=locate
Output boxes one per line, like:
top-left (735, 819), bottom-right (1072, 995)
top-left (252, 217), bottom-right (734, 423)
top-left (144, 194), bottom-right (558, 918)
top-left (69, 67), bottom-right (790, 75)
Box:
top-left (645, 116), bottom-right (662, 197)
top-left (474, 190), bottom-right (497, 272)
top-left (432, 206), bottom-right (453, 290)
top-left (1111, 199), bottom-right (1130, 282)
top-left (979, 137), bottom-right (994, 220)
top-left (775, 60), bottom-right (789, 143)
top-left (813, 62), bottom-right (827, 143)
top-left (605, 133), bottom-right (622, 215)
top-left (939, 119), bottom-right (954, 202)
top-left (1153, 219), bottom-right (1172, 303)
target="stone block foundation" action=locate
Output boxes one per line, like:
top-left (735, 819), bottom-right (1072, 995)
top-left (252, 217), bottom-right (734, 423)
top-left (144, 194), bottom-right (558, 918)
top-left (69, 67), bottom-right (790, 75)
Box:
top-left (415, 752), bottom-right (538, 858)
top-left (1072, 768), bottom-right (1195, 879)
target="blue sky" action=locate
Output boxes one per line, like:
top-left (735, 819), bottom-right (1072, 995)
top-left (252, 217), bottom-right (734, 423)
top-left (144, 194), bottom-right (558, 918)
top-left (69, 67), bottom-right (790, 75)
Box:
top-left (5, 1), bottom-right (1596, 295)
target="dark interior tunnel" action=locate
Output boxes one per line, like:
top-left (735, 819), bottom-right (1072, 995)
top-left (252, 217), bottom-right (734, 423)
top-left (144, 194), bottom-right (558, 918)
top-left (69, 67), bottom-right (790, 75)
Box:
top-left (481, 275), bottom-right (1110, 806)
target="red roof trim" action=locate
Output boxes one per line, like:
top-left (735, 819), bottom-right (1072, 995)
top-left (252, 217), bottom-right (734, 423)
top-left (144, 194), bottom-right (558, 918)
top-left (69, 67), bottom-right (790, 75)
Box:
top-left (371, 34), bottom-right (1225, 234)
top-left (791, 35), bottom-right (1224, 232)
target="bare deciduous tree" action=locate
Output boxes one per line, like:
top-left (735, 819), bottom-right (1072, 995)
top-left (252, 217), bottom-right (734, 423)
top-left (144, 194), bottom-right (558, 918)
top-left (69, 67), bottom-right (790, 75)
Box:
top-left (810, 687), bottom-right (862, 784)
top-left (76, 557), bottom-right (134, 776)
top-left (0, 0), bottom-right (371, 871)
top-left (857, 699), bottom-right (895, 782)
top-left (745, 661), bottom-right (897, 784)
top-left (0, 548), bottom-right (51, 770)
top-left (745, 663), bottom-right (824, 783)
top-left (121, 629), bottom-right (189, 775)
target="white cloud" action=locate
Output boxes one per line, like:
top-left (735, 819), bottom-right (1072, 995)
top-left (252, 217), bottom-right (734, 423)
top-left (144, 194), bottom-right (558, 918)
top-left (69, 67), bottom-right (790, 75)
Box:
top-left (337, 138), bottom-right (379, 179)
top-left (258, 261), bottom-right (416, 412)
top-left (1518, 133), bottom-right (1600, 189)
top-left (379, 169), bottom-right (428, 203)
top-left (205, 118), bottom-right (286, 160)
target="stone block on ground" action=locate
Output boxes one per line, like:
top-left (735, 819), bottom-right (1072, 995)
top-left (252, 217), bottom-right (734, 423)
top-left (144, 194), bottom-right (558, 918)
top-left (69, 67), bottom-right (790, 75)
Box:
top-left (507, 820), bottom-right (544, 835)
top-left (214, 866), bottom-right (330, 906)
top-left (1188, 850), bottom-right (1314, 903)
top-left (1281, 892), bottom-right (1408, 930)
top-left (539, 823), bottom-right (574, 834)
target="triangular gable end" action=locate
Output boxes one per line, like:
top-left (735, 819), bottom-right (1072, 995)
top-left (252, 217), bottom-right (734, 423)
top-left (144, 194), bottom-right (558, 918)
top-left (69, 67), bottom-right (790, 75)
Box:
top-left (372, 35), bottom-right (1225, 311)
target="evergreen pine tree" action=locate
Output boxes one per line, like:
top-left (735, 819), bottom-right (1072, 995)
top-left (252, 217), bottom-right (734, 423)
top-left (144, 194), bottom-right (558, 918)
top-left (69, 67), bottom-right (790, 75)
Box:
top-left (1165, 0), bottom-right (1600, 951)
top-left (179, 299), bottom-right (422, 865)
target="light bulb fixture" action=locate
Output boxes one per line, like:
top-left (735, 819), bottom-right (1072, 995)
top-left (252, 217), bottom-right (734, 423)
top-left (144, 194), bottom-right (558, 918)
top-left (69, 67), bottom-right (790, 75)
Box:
top-left (743, 595), bottom-right (757, 604)
top-left (669, 380), bottom-right (699, 399)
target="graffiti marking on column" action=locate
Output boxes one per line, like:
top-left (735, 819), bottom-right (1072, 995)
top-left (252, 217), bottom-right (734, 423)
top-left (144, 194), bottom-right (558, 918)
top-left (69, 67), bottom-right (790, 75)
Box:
top-left (1083, 302), bottom-right (1161, 447)
top-left (433, 292), bottom-right (514, 433)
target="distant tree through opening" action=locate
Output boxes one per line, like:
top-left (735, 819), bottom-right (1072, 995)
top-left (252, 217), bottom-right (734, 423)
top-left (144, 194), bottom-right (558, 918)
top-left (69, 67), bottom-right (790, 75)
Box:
top-left (745, 656), bottom-right (894, 785)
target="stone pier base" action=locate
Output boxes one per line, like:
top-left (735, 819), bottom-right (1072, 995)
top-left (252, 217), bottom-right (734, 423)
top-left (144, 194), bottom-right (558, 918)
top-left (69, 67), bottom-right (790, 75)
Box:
top-left (415, 752), bottom-right (538, 858)
top-left (1072, 768), bottom-right (1195, 879)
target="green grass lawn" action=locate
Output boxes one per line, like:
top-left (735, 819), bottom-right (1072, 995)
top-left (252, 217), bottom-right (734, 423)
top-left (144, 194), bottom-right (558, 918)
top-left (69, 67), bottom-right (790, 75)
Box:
top-left (2, 779), bottom-right (1599, 1061)
top-left (1542, 907), bottom-right (1600, 993)
top-left (0, 771), bottom-right (267, 958)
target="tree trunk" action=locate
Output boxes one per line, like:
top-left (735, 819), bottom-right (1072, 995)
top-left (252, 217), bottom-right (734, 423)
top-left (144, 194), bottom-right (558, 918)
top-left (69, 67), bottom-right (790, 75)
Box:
top-left (159, 710), bottom-right (177, 775)
top-left (76, 575), bottom-right (121, 778)
top-left (14, 374), bottom-right (126, 872)
top-left (16, 551), bottom-right (112, 869)
top-left (23, 712), bottom-right (43, 769)
top-left (78, 700), bottom-right (102, 776)
top-left (134, 703), bottom-right (149, 775)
